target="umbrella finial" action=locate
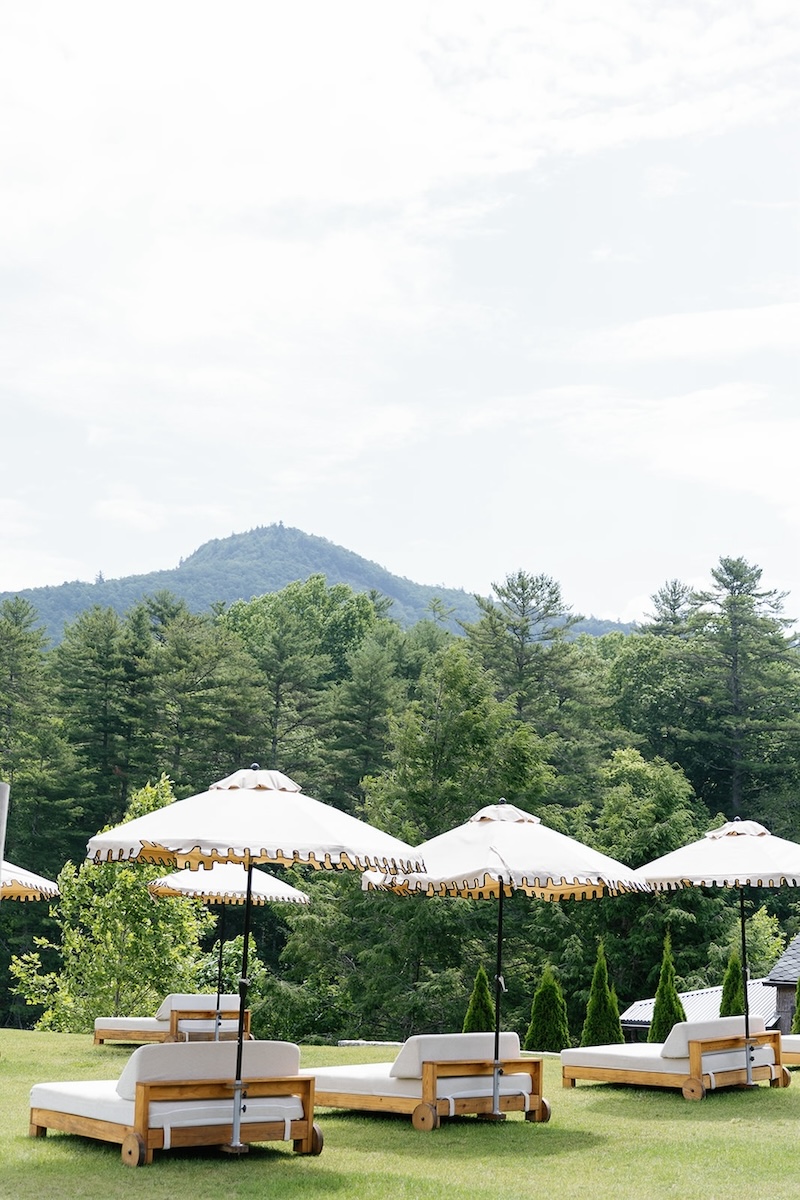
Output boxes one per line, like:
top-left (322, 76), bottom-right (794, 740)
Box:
top-left (251, 763), bottom-right (260, 771)
top-left (498, 797), bottom-right (507, 805)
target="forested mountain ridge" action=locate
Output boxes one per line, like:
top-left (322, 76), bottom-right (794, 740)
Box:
top-left (0, 523), bottom-right (632, 644)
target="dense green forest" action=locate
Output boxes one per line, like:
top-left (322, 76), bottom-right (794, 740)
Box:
top-left (1, 555), bottom-right (799, 1045)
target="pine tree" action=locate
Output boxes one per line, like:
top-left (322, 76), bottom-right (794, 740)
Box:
top-left (580, 942), bottom-right (623, 1046)
top-left (524, 965), bottom-right (571, 1052)
top-left (720, 950), bottom-right (745, 1016)
top-left (462, 964), bottom-right (495, 1033)
top-left (648, 932), bottom-right (687, 1042)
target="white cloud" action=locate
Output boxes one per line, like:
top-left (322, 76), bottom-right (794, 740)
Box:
top-left (0, 3), bottom-right (798, 622)
top-left (643, 164), bottom-right (691, 198)
top-left (578, 303), bottom-right (800, 362)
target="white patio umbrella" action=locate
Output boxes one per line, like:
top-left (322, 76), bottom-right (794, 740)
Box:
top-left (148, 862), bottom-right (310, 1038)
top-left (365, 798), bottom-right (648, 1117)
top-left (88, 765), bottom-right (422, 1150)
top-left (1, 859), bottom-right (59, 902)
top-left (637, 817), bottom-right (800, 1083)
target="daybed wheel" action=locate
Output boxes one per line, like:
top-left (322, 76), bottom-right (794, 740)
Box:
top-left (311, 1123), bottom-right (324, 1155)
top-left (526, 1097), bottom-right (552, 1123)
top-left (121, 1132), bottom-right (146, 1167)
top-left (682, 1078), bottom-right (706, 1101)
top-left (411, 1102), bottom-right (440, 1131)
top-left (772, 1066), bottom-right (792, 1089)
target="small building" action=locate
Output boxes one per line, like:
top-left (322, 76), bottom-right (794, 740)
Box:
top-left (764, 932), bottom-right (800, 1033)
top-left (620, 979), bottom-right (779, 1042)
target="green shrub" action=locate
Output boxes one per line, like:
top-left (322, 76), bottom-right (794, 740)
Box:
top-left (462, 964), bottom-right (495, 1033)
top-left (523, 964), bottom-right (571, 1052)
top-left (720, 950), bottom-right (745, 1017)
top-left (648, 931), bottom-right (687, 1043)
top-left (580, 941), bottom-right (623, 1046)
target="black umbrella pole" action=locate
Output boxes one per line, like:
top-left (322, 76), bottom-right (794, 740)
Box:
top-left (215, 906), bottom-right (226, 1041)
top-left (228, 864), bottom-right (253, 1152)
top-left (494, 883), bottom-right (504, 1062)
top-left (740, 888), bottom-right (753, 1085)
top-left (491, 881), bottom-right (506, 1119)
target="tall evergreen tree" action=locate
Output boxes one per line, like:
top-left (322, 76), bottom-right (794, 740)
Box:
top-left (524, 964), bottom-right (571, 1052)
top-left (719, 950), bottom-right (745, 1017)
top-left (648, 932), bottom-right (687, 1042)
top-left (580, 942), bottom-right (623, 1046)
top-left (463, 570), bottom-right (581, 722)
top-left (462, 964), bottom-right (495, 1033)
top-left (362, 641), bottom-right (551, 842)
top-left (324, 633), bottom-right (404, 812)
top-left (685, 558), bottom-right (800, 817)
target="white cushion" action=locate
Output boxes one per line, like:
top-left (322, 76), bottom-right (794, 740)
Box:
top-left (389, 1032), bottom-right (521, 1079)
top-left (304, 1061), bottom-right (533, 1099)
top-left (154, 993), bottom-right (240, 1020)
top-left (561, 1041), bottom-right (774, 1076)
top-left (30, 1080), bottom-right (303, 1136)
top-left (660, 1016), bottom-right (765, 1059)
top-left (94, 1017), bottom-right (167, 1033)
top-left (115, 1040), bottom-right (300, 1100)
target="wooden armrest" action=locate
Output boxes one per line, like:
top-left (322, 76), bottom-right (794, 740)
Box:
top-left (420, 1057), bottom-right (542, 1105)
top-left (687, 1030), bottom-right (781, 1077)
top-left (168, 1008), bottom-right (251, 1037)
top-left (133, 1074), bottom-right (315, 1134)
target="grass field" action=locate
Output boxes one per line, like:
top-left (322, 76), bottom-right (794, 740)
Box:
top-left (1, 1029), bottom-right (798, 1200)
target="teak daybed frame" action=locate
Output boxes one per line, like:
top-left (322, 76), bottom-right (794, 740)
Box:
top-left (93, 992), bottom-right (250, 1045)
top-left (561, 1016), bottom-right (789, 1101)
top-left (29, 1041), bottom-right (322, 1166)
top-left (304, 1032), bottom-right (551, 1131)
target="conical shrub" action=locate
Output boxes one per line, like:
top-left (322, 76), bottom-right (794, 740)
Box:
top-left (524, 965), bottom-right (571, 1052)
top-left (648, 931), bottom-right (687, 1043)
top-left (720, 950), bottom-right (745, 1017)
top-left (462, 964), bottom-right (495, 1033)
top-left (580, 942), bottom-right (623, 1046)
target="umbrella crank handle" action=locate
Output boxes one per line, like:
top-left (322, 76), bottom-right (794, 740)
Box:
top-left (495, 973), bottom-right (507, 994)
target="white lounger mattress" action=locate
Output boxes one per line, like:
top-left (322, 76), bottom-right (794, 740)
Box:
top-left (561, 1043), bottom-right (775, 1075)
top-left (93, 1017), bottom-right (239, 1036)
top-left (30, 1080), bottom-right (304, 1131)
top-left (301, 1062), bottom-right (534, 1100)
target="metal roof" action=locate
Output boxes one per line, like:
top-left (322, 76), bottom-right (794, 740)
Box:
top-left (620, 978), bottom-right (779, 1029)
top-left (765, 932), bottom-right (800, 986)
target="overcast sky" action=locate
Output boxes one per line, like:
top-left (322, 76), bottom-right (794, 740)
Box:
top-left (2, 1), bottom-right (798, 622)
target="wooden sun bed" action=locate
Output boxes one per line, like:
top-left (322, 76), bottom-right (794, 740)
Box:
top-left (29, 1041), bottom-right (323, 1166)
top-left (93, 992), bottom-right (250, 1045)
top-left (561, 1016), bottom-right (789, 1101)
top-left (303, 1032), bottom-right (550, 1131)
top-left (779, 1034), bottom-right (800, 1065)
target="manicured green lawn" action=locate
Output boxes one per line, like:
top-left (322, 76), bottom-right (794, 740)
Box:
top-left (1, 1029), bottom-right (797, 1200)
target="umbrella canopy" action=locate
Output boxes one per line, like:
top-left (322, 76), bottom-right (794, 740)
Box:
top-left (148, 861), bottom-right (310, 1039)
top-left (366, 801), bottom-right (647, 899)
top-left (1, 859), bottom-right (59, 902)
top-left (89, 767), bottom-right (421, 873)
top-left (365, 800), bottom-right (647, 1115)
top-left (636, 819), bottom-right (800, 890)
top-left (87, 765), bottom-right (421, 1150)
top-left (637, 817), bottom-right (800, 1078)
top-left (148, 861), bottom-right (310, 905)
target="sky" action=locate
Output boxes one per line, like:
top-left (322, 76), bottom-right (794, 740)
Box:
top-left (1, 1), bottom-right (798, 623)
